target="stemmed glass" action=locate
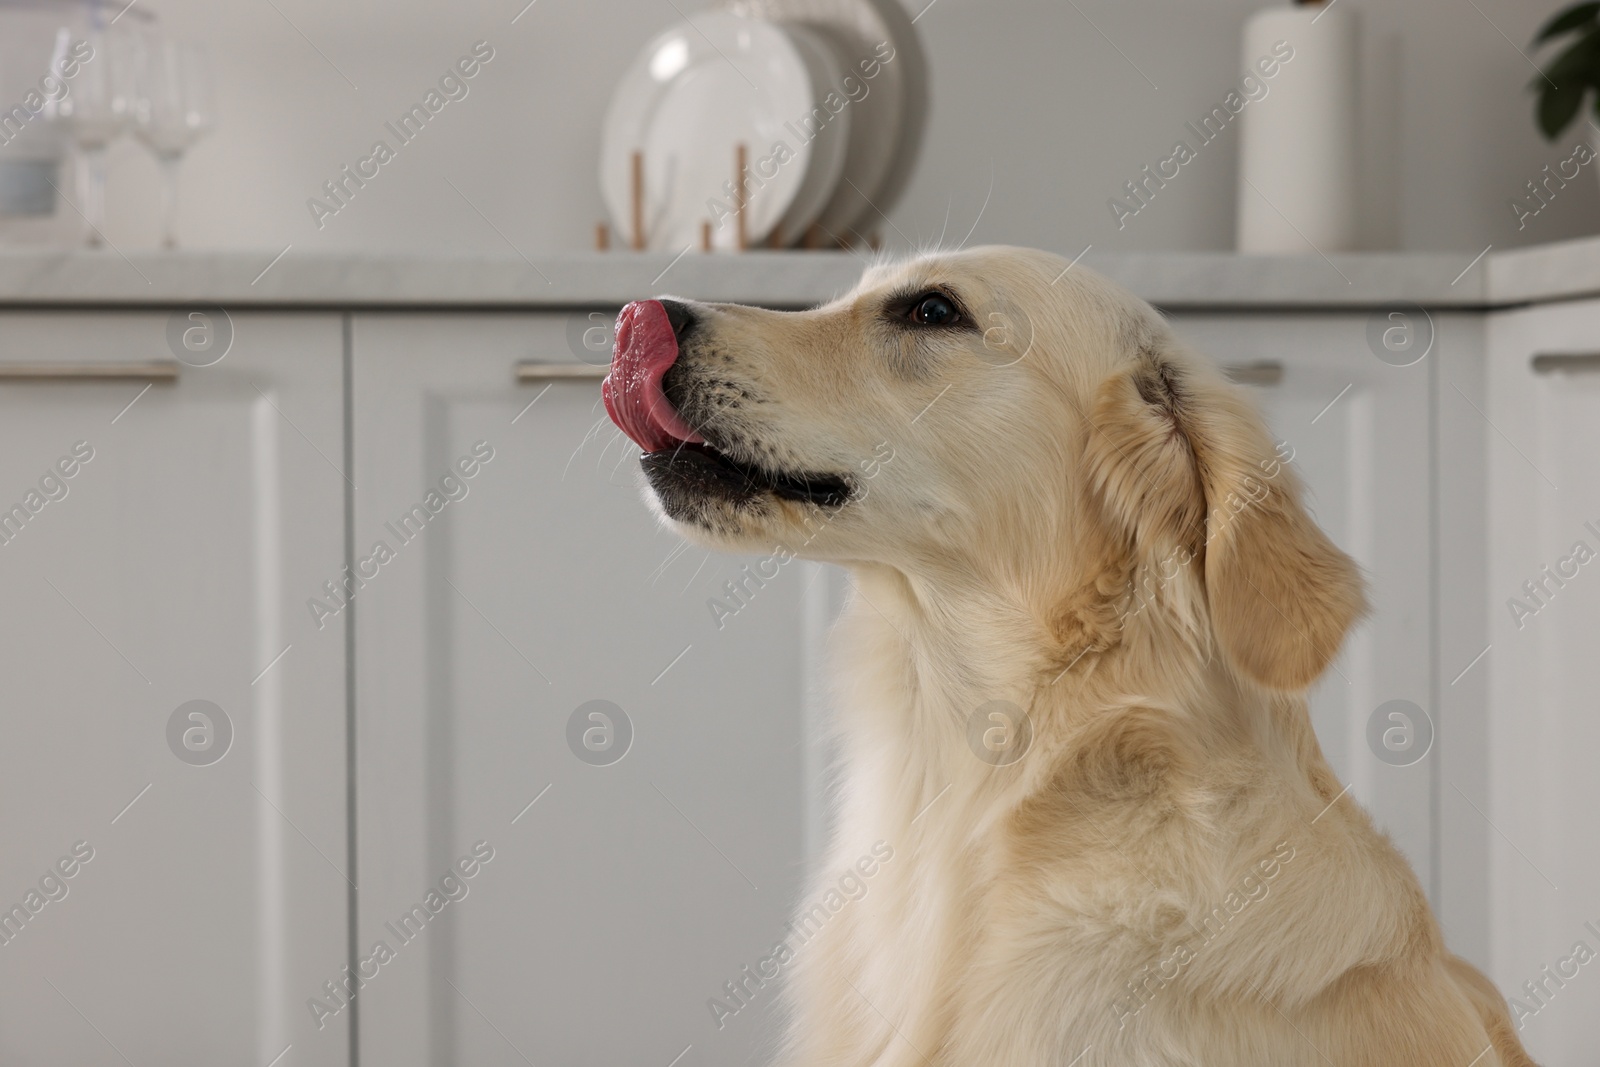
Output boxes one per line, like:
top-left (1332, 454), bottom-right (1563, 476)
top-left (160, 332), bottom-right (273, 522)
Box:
top-left (134, 39), bottom-right (213, 249)
top-left (50, 22), bottom-right (140, 246)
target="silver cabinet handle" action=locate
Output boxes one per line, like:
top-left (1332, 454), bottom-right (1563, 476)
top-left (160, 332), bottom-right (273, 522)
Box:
top-left (0, 360), bottom-right (180, 381)
top-left (516, 361), bottom-right (606, 383)
top-left (1532, 352), bottom-right (1600, 374)
top-left (1225, 361), bottom-right (1284, 387)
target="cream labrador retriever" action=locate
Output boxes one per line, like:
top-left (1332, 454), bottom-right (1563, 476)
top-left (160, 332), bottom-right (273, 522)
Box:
top-left (602, 246), bottom-right (1534, 1066)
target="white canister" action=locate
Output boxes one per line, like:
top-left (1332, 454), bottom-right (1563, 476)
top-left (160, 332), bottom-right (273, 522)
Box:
top-left (1235, 1), bottom-right (1360, 254)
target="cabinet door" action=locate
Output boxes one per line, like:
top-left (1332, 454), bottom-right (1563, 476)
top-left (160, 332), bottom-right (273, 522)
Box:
top-left (1168, 313), bottom-right (1436, 890)
top-left (0, 312), bottom-right (349, 1067)
top-left (1482, 299), bottom-right (1600, 1065)
top-left (351, 315), bottom-right (806, 1067)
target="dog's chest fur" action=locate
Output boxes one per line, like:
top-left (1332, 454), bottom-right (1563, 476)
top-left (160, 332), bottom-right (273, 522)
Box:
top-left (780, 591), bottom-right (1199, 1066)
top-left (777, 589), bottom-right (1476, 1067)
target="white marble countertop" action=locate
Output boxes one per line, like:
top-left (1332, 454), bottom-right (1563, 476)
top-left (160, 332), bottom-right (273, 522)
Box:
top-left (0, 235), bottom-right (1596, 310)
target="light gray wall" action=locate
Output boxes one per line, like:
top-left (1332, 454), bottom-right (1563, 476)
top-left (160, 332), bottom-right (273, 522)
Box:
top-left (92, 0), bottom-right (1600, 256)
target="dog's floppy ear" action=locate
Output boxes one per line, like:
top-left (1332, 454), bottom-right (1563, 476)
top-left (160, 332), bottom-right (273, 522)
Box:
top-left (1084, 343), bottom-right (1365, 690)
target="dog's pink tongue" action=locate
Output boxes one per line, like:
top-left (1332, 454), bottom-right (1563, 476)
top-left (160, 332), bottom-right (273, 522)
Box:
top-left (602, 300), bottom-right (705, 453)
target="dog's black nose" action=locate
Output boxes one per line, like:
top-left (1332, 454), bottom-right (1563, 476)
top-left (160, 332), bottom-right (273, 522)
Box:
top-left (658, 298), bottom-right (696, 342)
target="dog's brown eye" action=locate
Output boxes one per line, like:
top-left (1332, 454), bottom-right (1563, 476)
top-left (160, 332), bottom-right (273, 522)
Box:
top-left (909, 293), bottom-right (959, 326)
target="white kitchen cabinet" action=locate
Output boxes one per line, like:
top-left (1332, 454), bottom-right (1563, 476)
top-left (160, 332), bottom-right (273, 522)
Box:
top-left (1168, 312), bottom-right (1437, 889)
top-left (350, 314), bottom-right (807, 1067)
top-left (1482, 298), bottom-right (1600, 1066)
top-left (0, 312), bottom-right (350, 1067)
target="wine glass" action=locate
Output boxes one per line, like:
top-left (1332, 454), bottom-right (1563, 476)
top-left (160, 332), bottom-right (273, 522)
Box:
top-left (134, 38), bottom-right (213, 249)
top-left (50, 21), bottom-right (141, 246)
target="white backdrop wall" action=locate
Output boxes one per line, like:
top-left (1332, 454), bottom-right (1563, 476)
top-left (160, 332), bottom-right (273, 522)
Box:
top-left (84, 0), bottom-right (1600, 256)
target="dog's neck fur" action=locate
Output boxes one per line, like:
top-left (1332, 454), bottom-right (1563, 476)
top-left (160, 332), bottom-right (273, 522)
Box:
top-left (827, 544), bottom-right (1321, 857)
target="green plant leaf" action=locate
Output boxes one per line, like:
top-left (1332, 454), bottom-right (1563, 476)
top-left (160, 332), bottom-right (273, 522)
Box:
top-left (1538, 78), bottom-right (1588, 139)
top-left (1537, 2), bottom-right (1600, 44)
top-left (1535, 33), bottom-right (1600, 90)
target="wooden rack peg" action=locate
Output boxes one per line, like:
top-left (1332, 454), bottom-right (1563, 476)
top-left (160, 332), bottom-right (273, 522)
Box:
top-left (630, 150), bottom-right (645, 251)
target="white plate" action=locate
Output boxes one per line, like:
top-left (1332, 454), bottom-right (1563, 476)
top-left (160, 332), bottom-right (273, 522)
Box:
top-left (718, 0), bottom-right (928, 237)
top-left (601, 12), bottom-right (829, 251)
